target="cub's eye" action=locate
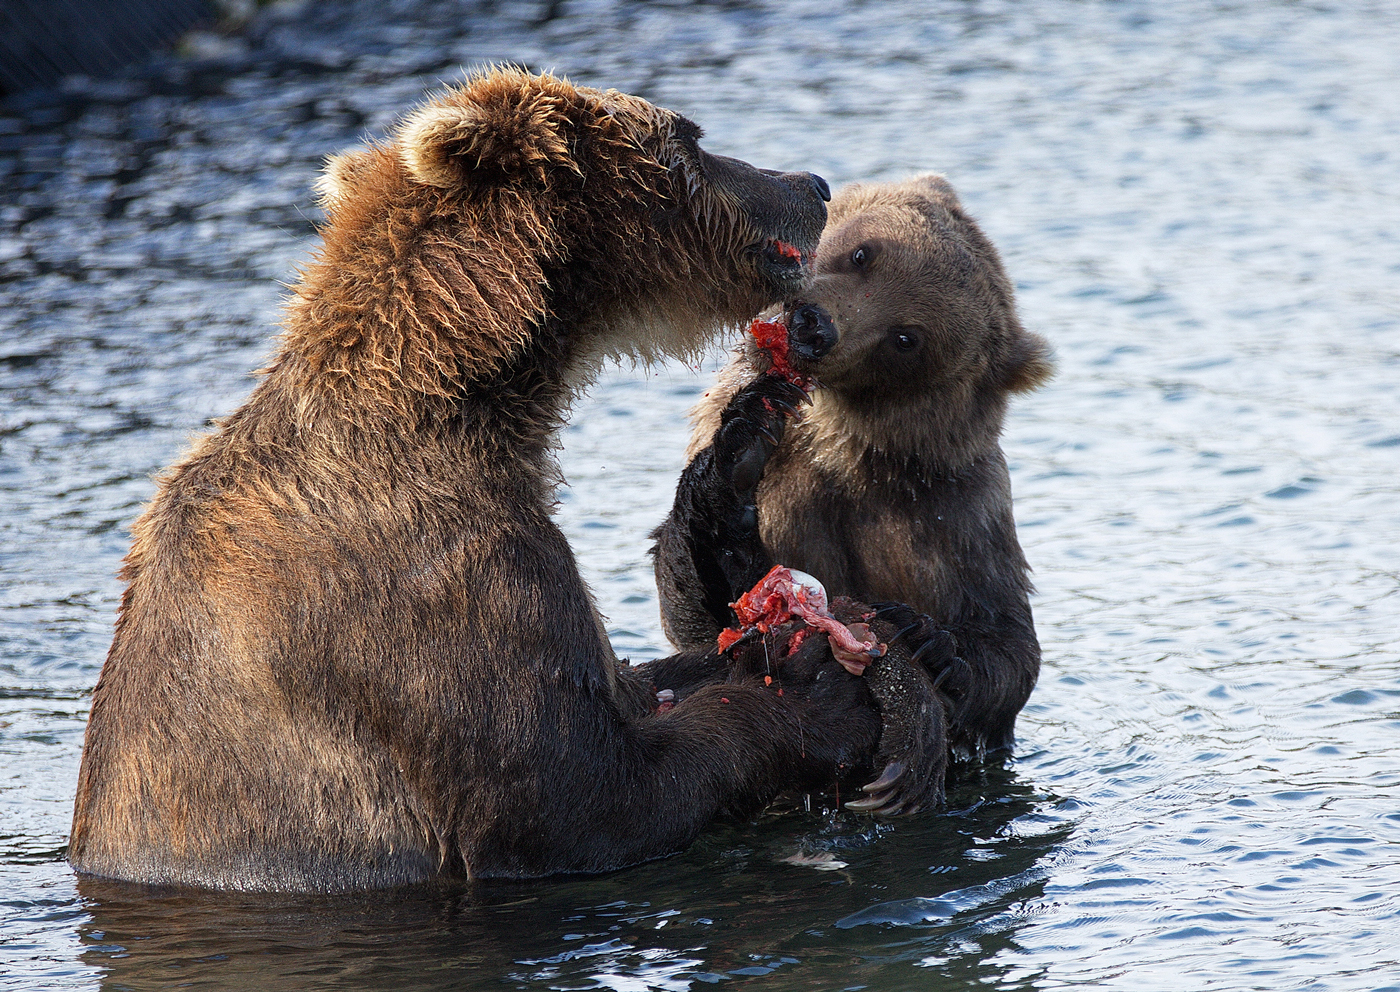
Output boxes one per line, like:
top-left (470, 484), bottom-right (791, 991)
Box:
top-left (851, 246), bottom-right (869, 268)
top-left (892, 327), bottom-right (920, 352)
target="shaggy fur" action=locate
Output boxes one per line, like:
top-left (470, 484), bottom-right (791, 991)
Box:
top-left (68, 68), bottom-right (876, 892)
top-left (655, 174), bottom-right (1052, 768)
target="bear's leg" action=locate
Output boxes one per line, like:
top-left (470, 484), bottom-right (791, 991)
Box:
top-left (461, 639), bottom-right (883, 878)
top-left (612, 646), bottom-right (735, 718)
top-left (629, 647), bottom-right (730, 698)
top-left (652, 375), bottom-right (808, 648)
top-left (941, 607), bottom-right (1039, 761)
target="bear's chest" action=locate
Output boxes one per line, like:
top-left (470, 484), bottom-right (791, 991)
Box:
top-left (756, 457), bottom-right (954, 614)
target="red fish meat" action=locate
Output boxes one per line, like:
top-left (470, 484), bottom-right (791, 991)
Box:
top-left (718, 565), bottom-right (884, 675)
top-left (749, 317), bottom-right (813, 391)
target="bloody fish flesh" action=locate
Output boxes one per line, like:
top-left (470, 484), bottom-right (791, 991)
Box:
top-left (718, 565), bottom-right (884, 675)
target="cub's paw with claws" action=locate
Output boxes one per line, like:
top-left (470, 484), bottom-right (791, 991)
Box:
top-left (867, 602), bottom-right (970, 697)
top-left (655, 373), bottom-right (813, 642)
top-left (713, 374), bottom-right (813, 519)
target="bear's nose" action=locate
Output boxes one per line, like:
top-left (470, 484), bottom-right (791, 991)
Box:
top-left (807, 173), bottom-right (831, 202)
top-left (789, 304), bottom-right (838, 361)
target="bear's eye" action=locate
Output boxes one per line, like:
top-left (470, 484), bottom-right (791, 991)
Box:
top-left (892, 327), bottom-right (920, 352)
top-left (851, 246), bottom-right (869, 269)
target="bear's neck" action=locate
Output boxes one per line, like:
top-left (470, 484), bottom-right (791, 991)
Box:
top-left (247, 336), bottom-right (583, 506)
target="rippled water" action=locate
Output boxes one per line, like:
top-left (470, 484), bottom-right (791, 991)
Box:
top-left (3, 1), bottom-right (1399, 988)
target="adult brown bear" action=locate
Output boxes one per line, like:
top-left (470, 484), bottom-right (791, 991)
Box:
top-left (68, 69), bottom-right (885, 891)
top-left (654, 175), bottom-right (1053, 811)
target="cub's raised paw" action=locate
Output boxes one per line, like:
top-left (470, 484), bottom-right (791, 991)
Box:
top-left (714, 374), bottom-right (812, 507)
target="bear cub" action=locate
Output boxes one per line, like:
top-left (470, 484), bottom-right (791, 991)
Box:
top-left (654, 174), bottom-right (1053, 812)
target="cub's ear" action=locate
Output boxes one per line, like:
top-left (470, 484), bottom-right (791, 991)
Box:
top-left (907, 173), bottom-right (961, 209)
top-left (1003, 329), bottom-right (1055, 393)
top-left (397, 90), bottom-right (577, 188)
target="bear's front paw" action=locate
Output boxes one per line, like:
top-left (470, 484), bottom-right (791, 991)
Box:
top-left (845, 654), bottom-right (948, 816)
top-left (754, 625), bottom-right (882, 774)
top-left (714, 375), bottom-right (811, 506)
top-left (868, 603), bottom-right (967, 697)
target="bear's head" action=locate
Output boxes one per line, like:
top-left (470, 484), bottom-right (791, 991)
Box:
top-left (787, 175), bottom-right (1052, 464)
top-left (296, 68), bottom-right (830, 405)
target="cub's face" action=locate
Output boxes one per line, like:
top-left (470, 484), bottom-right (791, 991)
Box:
top-left (792, 176), bottom-right (1050, 407)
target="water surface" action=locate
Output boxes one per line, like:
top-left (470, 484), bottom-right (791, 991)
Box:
top-left (3, 1), bottom-right (1399, 989)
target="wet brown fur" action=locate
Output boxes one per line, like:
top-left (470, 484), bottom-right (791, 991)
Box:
top-left (675, 175), bottom-right (1052, 759)
top-left (68, 69), bottom-right (874, 891)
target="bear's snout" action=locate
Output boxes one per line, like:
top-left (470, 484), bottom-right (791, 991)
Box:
top-left (789, 304), bottom-right (838, 361)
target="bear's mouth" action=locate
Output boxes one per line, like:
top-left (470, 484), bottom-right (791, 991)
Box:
top-left (755, 237), bottom-right (808, 288)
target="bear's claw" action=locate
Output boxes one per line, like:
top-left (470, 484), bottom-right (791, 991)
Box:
top-left (888, 621), bottom-right (922, 643)
top-left (716, 375), bottom-right (811, 504)
top-left (868, 602), bottom-right (962, 692)
top-left (848, 642), bottom-right (950, 817)
top-left (846, 761), bottom-right (915, 815)
top-left (864, 760), bottom-right (905, 793)
top-left (764, 395), bottom-right (803, 417)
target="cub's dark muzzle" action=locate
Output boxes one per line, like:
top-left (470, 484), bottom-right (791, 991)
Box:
top-left (788, 303), bottom-right (838, 361)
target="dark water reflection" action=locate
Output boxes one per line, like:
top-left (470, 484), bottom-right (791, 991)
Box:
top-left (5, 0), bottom-right (1400, 989)
top-left (76, 779), bottom-right (1064, 990)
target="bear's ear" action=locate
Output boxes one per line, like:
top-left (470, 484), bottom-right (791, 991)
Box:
top-left (313, 148), bottom-right (373, 210)
top-left (397, 93), bottom-right (576, 188)
top-left (1002, 329), bottom-right (1055, 393)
